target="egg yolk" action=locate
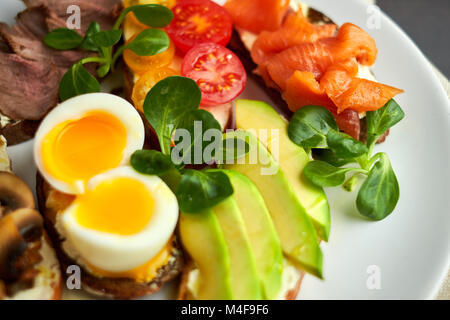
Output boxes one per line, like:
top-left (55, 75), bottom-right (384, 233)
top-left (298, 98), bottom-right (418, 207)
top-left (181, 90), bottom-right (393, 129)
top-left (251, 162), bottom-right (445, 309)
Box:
top-left (75, 177), bottom-right (154, 235)
top-left (41, 112), bottom-right (127, 186)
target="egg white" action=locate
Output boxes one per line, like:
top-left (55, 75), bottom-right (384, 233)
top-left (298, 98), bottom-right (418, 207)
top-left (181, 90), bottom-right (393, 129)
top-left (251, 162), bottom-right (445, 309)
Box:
top-left (34, 93), bottom-right (145, 194)
top-left (58, 166), bottom-right (179, 273)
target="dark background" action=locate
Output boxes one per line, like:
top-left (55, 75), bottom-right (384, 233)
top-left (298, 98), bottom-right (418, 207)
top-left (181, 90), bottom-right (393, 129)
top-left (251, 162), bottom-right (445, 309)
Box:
top-left (377, 0), bottom-right (450, 78)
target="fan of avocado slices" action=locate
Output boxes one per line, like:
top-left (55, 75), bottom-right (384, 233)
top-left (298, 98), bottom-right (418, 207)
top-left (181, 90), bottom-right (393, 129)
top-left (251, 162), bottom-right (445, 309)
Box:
top-left (128, 75), bottom-right (404, 300)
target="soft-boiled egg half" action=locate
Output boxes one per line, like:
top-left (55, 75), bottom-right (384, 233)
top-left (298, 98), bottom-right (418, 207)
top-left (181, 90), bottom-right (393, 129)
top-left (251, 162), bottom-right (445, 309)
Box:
top-left (34, 93), bottom-right (145, 194)
top-left (57, 166), bottom-right (179, 276)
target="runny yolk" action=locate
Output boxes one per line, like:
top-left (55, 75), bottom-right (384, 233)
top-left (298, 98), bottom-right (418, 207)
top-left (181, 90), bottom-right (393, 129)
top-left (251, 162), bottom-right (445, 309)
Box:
top-left (41, 112), bottom-right (127, 186)
top-left (75, 177), bottom-right (154, 235)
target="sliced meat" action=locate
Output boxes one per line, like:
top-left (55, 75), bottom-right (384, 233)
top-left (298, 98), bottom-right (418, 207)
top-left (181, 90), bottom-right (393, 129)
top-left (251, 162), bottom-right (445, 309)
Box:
top-left (23, 0), bottom-right (120, 33)
top-left (335, 109), bottom-right (361, 140)
top-left (0, 52), bottom-right (60, 120)
top-left (0, 36), bottom-right (11, 53)
top-left (0, 21), bottom-right (90, 71)
top-left (14, 6), bottom-right (52, 40)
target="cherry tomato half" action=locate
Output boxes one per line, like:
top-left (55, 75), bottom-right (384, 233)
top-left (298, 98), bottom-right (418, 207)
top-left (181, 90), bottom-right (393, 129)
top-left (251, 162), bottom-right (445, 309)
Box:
top-left (182, 43), bottom-right (247, 106)
top-left (124, 0), bottom-right (176, 30)
top-left (123, 0), bottom-right (175, 8)
top-left (132, 67), bottom-right (179, 112)
top-left (123, 34), bottom-right (175, 75)
top-left (166, 0), bottom-right (233, 53)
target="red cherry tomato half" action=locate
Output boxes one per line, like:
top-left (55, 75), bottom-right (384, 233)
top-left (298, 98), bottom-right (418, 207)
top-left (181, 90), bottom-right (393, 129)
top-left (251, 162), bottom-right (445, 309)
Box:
top-left (166, 0), bottom-right (233, 53)
top-left (182, 43), bottom-right (247, 106)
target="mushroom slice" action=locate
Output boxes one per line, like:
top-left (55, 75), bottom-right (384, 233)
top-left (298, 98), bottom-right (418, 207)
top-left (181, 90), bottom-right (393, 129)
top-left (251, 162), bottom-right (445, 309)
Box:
top-left (0, 209), bottom-right (43, 280)
top-left (0, 172), bottom-right (35, 215)
top-left (0, 215), bottom-right (27, 280)
top-left (10, 208), bottom-right (43, 242)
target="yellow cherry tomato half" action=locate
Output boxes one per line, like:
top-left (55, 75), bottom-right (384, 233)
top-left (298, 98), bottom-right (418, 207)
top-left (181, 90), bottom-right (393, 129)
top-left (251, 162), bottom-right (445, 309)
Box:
top-left (123, 0), bottom-right (176, 30)
top-left (132, 67), bottom-right (179, 112)
top-left (123, 35), bottom-right (175, 75)
top-left (123, 0), bottom-right (175, 8)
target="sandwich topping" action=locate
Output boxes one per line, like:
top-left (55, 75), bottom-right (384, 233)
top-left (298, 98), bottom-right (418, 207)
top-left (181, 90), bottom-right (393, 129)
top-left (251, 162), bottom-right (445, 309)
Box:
top-left (226, 0), bottom-right (404, 140)
top-left (0, 170), bottom-right (60, 299)
top-left (0, 0), bottom-right (407, 300)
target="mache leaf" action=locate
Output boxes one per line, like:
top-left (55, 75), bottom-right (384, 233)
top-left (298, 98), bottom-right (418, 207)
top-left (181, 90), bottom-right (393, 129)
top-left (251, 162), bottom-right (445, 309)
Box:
top-left (143, 76), bottom-right (202, 155)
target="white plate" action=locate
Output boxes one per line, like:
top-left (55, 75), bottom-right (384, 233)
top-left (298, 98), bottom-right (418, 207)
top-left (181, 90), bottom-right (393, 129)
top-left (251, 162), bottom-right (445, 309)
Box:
top-left (2, 0), bottom-right (450, 300)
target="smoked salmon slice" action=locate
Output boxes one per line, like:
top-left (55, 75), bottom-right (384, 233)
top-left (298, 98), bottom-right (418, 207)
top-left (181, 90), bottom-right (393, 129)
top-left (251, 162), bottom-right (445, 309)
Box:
top-left (329, 23), bottom-right (378, 66)
top-left (263, 23), bottom-right (378, 90)
top-left (283, 70), bottom-right (334, 111)
top-left (265, 41), bottom-right (334, 90)
top-left (283, 70), bottom-right (362, 139)
top-left (224, 0), bottom-right (290, 34)
top-left (321, 60), bottom-right (404, 113)
top-left (251, 11), bottom-right (337, 65)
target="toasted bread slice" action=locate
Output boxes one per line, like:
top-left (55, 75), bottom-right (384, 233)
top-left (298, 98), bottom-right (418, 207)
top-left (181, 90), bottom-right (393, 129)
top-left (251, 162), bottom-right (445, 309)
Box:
top-left (5, 232), bottom-right (63, 300)
top-left (35, 173), bottom-right (184, 300)
top-left (177, 258), bottom-right (304, 300)
top-left (0, 120), bottom-right (40, 146)
top-left (0, 137), bottom-right (62, 300)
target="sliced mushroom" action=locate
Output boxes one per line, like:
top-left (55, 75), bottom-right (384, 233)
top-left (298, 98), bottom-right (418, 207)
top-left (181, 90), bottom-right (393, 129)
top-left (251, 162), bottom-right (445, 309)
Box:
top-left (0, 215), bottom-right (27, 280)
top-left (0, 172), bottom-right (35, 216)
top-left (0, 208), bottom-right (43, 280)
top-left (9, 209), bottom-right (43, 242)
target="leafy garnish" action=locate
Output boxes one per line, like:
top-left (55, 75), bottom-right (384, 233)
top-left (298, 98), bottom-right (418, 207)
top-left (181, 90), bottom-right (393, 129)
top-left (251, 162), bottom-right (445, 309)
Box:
top-left (124, 29), bottom-right (169, 56)
top-left (144, 76), bottom-right (202, 155)
top-left (356, 153), bottom-right (400, 220)
top-left (174, 109), bottom-right (222, 165)
top-left (289, 101), bottom-right (404, 220)
top-left (80, 22), bottom-right (101, 51)
top-left (304, 161), bottom-right (367, 187)
top-left (91, 30), bottom-right (123, 48)
top-left (326, 129), bottom-right (368, 159)
top-left (131, 150), bottom-right (174, 176)
top-left (114, 4), bottom-right (174, 29)
top-left (58, 62), bottom-right (100, 101)
top-left (130, 76), bottom-right (248, 213)
top-left (365, 99), bottom-right (405, 148)
top-left (44, 28), bottom-right (83, 50)
top-left (288, 105), bottom-right (338, 149)
top-left (176, 170), bottom-right (234, 214)
top-left (44, 4), bottom-right (173, 101)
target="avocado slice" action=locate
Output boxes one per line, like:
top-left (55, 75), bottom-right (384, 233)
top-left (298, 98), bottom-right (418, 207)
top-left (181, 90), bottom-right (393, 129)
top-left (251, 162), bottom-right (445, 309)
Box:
top-left (235, 99), bottom-right (331, 241)
top-left (211, 195), bottom-right (263, 300)
top-left (179, 210), bottom-right (233, 300)
top-left (222, 130), bottom-right (323, 278)
top-left (218, 169), bottom-right (284, 299)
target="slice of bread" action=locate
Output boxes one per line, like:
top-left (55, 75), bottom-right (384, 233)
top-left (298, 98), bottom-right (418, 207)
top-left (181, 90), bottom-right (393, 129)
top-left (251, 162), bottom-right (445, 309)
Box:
top-left (36, 173), bottom-right (184, 300)
top-left (0, 120), bottom-right (40, 146)
top-left (1, 137), bottom-right (62, 300)
top-left (5, 232), bottom-right (63, 300)
top-left (177, 258), bottom-right (305, 300)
